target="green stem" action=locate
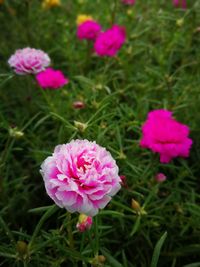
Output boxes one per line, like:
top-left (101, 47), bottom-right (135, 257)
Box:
top-left (66, 213), bottom-right (74, 249)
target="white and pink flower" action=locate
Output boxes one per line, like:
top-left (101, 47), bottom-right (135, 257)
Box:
top-left (40, 139), bottom-right (121, 216)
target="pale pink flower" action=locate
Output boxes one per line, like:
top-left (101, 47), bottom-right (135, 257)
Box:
top-left (140, 110), bottom-right (193, 163)
top-left (36, 68), bottom-right (69, 89)
top-left (77, 20), bottom-right (102, 41)
top-left (122, 0), bottom-right (135, 5)
top-left (155, 173), bottom-right (167, 183)
top-left (173, 0), bottom-right (187, 9)
top-left (76, 214), bottom-right (93, 232)
top-left (8, 47), bottom-right (50, 75)
top-left (94, 25), bottom-right (126, 57)
top-left (40, 139), bottom-right (121, 216)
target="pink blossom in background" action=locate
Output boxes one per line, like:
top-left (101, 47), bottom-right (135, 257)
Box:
top-left (76, 214), bottom-right (93, 232)
top-left (36, 68), bottom-right (69, 89)
top-left (122, 0), bottom-right (135, 5)
top-left (40, 139), bottom-right (121, 216)
top-left (173, 0), bottom-right (187, 9)
top-left (140, 110), bottom-right (193, 163)
top-left (77, 20), bottom-right (102, 41)
top-left (8, 47), bottom-right (50, 75)
top-left (94, 25), bottom-right (126, 57)
top-left (155, 173), bottom-right (167, 183)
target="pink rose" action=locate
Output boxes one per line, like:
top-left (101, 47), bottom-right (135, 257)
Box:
top-left (8, 47), bottom-right (50, 75)
top-left (140, 110), bottom-right (193, 163)
top-left (40, 139), bottom-right (121, 216)
top-left (94, 25), bottom-right (126, 57)
top-left (77, 20), bottom-right (102, 41)
top-left (36, 68), bottom-right (69, 89)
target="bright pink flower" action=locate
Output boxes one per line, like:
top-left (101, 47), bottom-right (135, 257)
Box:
top-left (94, 25), bottom-right (126, 57)
top-left (77, 20), bottom-right (102, 41)
top-left (40, 139), bottom-right (121, 216)
top-left (173, 0), bottom-right (187, 9)
top-left (140, 110), bottom-right (193, 163)
top-left (155, 173), bottom-right (167, 183)
top-left (122, 0), bottom-right (135, 5)
top-left (76, 214), bottom-right (93, 232)
top-left (36, 68), bottom-right (69, 89)
top-left (8, 47), bottom-right (50, 75)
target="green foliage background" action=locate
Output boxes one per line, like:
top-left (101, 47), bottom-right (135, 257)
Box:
top-left (0, 0), bottom-right (200, 266)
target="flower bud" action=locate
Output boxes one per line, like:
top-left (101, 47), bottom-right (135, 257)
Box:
top-left (91, 255), bottom-right (106, 267)
top-left (155, 173), bottom-right (167, 183)
top-left (73, 101), bottom-right (85, 109)
top-left (131, 198), bottom-right (141, 212)
top-left (9, 127), bottom-right (24, 139)
top-left (76, 214), bottom-right (93, 232)
top-left (74, 121), bottom-right (87, 132)
top-left (16, 241), bottom-right (28, 259)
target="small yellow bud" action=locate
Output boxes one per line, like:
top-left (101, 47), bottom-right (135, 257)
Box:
top-left (42, 0), bottom-right (61, 9)
top-left (16, 241), bottom-right (28, 259)
top-left (9, 127), bottom-right (24, 139)
top-left (74, 121), bottom-right (87, 132)
top-left (91, 255), bottom-right (106, 267)
top-left (131, 199), bottom-right (141, 212)
top-left (176, 18), bottom-right (184, 27)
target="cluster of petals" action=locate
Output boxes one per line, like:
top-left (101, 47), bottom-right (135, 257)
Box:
top-left (94, 25), bottom-right (126, 57)
top-left (172, 0), bottom-right (187, 9)
top-left (121, 0), bottom-right (136, 5)
top-left (8, 47), bottom-right (50, 75)
top-left (36, 68), bottom-right (69, 89)
top-left (76, 214), bottom-right (93, 232)
top-left (40, 139), bottom-right (121, 216)
top-left (77, 20), bottom-right (102, 41)
top-left (140, 109), bottom-right (193, 163)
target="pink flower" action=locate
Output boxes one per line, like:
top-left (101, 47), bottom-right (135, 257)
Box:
top-left (94, 25), bottom-right (126, 57)
top-left (40, 139), bottom-right (121, 216)
top-left (76, 214), bottom-right (93, 232)
top-left (140, 110), bottom-right (193, 163)
top-left (122, 0), bottom-right (135, 5)
top-left (77, 20), bottom-right (102, 41)
top-left (36, 68), bottom-right (69, 89)
top-left (173, 0), bottom-right (187, 9)
top-left (155, 173), bottom-right (167, 183)
top-left (8, 47), bottom-right (50, 75)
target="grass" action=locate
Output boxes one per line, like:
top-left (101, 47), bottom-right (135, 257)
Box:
top-left (0, 0), bottom-right (200, 266)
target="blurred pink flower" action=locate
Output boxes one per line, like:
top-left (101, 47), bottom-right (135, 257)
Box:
top-left (140, 110), bottom-right (193, 163)
top-left (173, 0), bottom-right (187, 9)
top-left (36, 68), bottom-right (69, 89)
top-left (40, 139), bottom-right (121, 216)
top-left (77, 20), bottom-right (102, 41)
top-left (155, 173), bottom-right (167, 183)
top-left (122, 0), bottom-right (135, 5)
top-left (76, 214), bottom-right (93, 232)
top-left (8, 47), bottom-right (50, 75)
top-left (94, 25), bottom-right (126, 57)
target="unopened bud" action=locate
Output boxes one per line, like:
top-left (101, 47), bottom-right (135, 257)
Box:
top-left (155, 173), bottom-right (167, 183)
top-left (16, 241), bottom-right (28, 259)
top-left (9, 127), bottom-right (24, 139)
top-left (74, 121), bottom-right (87, 132)
top-left (176, 18), bottom-right (184, 27)
top-left (91, 255), bottom-right (106, 266)
top-left (76, 214), bottom-right (93, 232)
top-left (131, 199), bottom-right (141, 212)
top-left (73, 101), bottom-right (85, 109)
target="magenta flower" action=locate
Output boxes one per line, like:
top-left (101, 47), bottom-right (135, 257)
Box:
top-left (36, 68), bottom-right (69, 89)
top-left (8, 47), bottom-right (50, 75)
top-left (76, 214), bottom-right (93, 232)
top-left (140, 110), bottom-right (193, 163)
top-left (40, 139), bottom-right (121, 216)
top-left (94, 25), bottom-right (126, 57)
top-left (122, 0), bottom-right (135, 5)
top-left (173, 0), bottom-right (187, 9)
top-left (77, 20), bottom-right (102, 41)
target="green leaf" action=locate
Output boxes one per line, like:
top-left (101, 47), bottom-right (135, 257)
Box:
top-left (101, 248), bottom-right (123, 267)
top-left (150, 232), bottom-right (167, 267)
